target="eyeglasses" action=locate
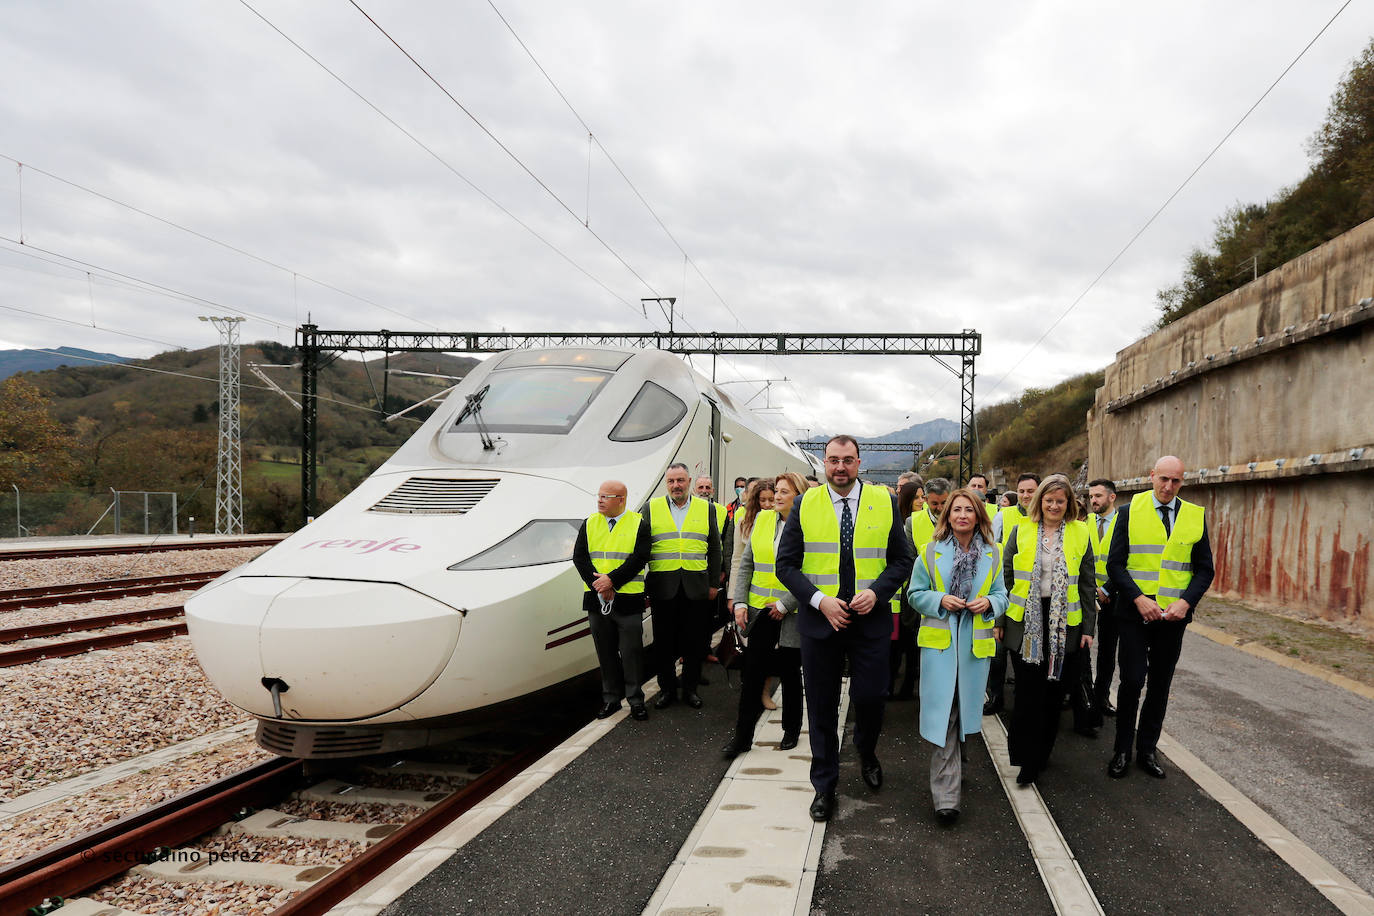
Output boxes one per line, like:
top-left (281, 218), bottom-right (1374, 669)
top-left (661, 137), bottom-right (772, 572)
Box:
top-left (824, 456), bottom-right (859, 467)
top-left (596, 494), bottom-right (624, 500)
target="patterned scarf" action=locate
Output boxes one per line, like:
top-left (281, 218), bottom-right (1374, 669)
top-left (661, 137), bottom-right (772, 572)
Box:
top-left (947, 532), bottom-right (985, 601)
top-left (1020, 524), bottom-right (1071, 680)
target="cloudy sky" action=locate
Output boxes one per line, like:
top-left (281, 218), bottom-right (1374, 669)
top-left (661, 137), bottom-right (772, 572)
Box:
top-left (2, 1), bottom-right (1371, 438)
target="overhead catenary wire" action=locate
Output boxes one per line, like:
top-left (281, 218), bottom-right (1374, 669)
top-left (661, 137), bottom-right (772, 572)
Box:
top-left (235, 0), bottom-right (661, 330)
top-left (343, 0), bottom-right (671, 304)
top-left (983, 0), bottom-right (1354, 401)
top-left (0, 153), bottom-right (440, 332)
top-left (482, 0), bottom-right (831, 434)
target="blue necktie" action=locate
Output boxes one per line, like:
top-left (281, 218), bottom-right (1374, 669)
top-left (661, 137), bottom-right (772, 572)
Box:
top-left (839, 497), bottom-right (855, 602)
top-left (608, 517), bottom-right (616, 531)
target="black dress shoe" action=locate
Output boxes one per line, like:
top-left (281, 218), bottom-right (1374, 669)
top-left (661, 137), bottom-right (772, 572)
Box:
top-left (1016, 765), bottom-right (1038, 786)
top-left (861, 755), bottom-right (883, 791)
top-left (1107, 752), bottom-right (1130, 778)
top-left (778, 733), bottom-right (799, 751)
top-left (722, 738), bottom-right (750, 759)
top-left (595, 701), bottom-right (621, 719)
top-left (983, 698), bottom-right (1003, 716)
top-left (684, 692), bottom-right (703, 709)
top-left (1098, 697), bottom-right (1117, 716)
top-left (630, 704), bottom-right (648, 721)
top-left (1137, 752), bottom-right (1166, 779)
top-left (809, 791), bottom-right (836, 822)
top-left (935, 808), bottom-right (959, 825)
top-left (653, 692), bottom-right (677, 710)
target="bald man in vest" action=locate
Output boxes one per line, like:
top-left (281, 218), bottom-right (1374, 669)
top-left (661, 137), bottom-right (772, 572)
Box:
top-left (776, 435), bottom-right (914, 822)
top-left (1106, 455), bottom-right (1214, 779)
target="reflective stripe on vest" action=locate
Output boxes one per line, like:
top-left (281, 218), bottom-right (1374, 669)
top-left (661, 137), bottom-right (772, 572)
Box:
top-left (648, 497), bottom-right (710, 572)
top-left (1088, 510), bottom-right (1119, 590)
top-left (916, 540), bottom-right (998, 657)
top-left (798, 484), bottom-right (893, 597)
top-left (1125, 492), bottom-right (1204, 600)
top-left (1006, 521), bottom-right (1088, 626)
top-left (747, 510), bottom-right (791, 608)
top-left (585, 511), bottom-right (645, 594)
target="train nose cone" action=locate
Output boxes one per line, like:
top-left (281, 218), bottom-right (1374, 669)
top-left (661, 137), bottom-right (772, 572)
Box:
top-left (187, 576), bottom-right (461, 721)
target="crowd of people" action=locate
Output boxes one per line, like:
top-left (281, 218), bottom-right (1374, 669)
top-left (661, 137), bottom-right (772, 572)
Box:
top-left (571, 438), bottom-right (1213, 824)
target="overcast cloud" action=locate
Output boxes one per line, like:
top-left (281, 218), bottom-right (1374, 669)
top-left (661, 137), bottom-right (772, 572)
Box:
top-left (2, 1), bottom-right (1371, 437)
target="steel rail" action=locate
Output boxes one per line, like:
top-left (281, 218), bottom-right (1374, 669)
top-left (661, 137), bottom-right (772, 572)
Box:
top-left (0, 536), bottom-right (283, 562)
top-left (271, 730), bottom-right (573, 915)
top-left (0, 622), bottom-right (189, 668)
top-left (0, 572), bottom-right (220, 612)
top-left (0, 757), bottom-right (305, 914)
top-left (0, 605), bottom-right (183, 644)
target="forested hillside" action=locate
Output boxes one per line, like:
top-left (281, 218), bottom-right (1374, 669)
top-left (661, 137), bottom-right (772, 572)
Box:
top-left (1157, 39), bottom-right (1374, 326)
top-left (1, 344), bottom-right (476, 533)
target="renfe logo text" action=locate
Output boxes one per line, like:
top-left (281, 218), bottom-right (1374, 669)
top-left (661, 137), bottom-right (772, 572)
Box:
top-left (300, 537), bottom-right (422, 554)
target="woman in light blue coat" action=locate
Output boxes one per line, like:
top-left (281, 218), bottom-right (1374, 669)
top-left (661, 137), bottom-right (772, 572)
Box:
top-left (907, 487), bottom-right (1009, 825)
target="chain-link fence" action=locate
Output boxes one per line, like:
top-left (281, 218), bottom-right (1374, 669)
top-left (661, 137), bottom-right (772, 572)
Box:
top-left (0, 490), bottom-right (179, 538)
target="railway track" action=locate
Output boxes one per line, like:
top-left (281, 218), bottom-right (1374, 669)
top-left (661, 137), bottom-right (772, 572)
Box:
top-left (0, 605), bottom-right (183, 644)
top-left (0, 536), bottom-right (284, 563)
top-left (0, 572), bottom-right (221, 613)
top-left (0, 726), bottom-right (575, 915)
top-left (0, 620), bottom-right (188, 668)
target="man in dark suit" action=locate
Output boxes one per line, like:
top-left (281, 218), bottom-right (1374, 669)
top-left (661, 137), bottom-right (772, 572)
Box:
top-left (776, 435), bottom-right (914, 821)
top-left (572, 479), bottom-right (653, 720)
top-left (1106, 455), bottom-right (1214, 780)
top-left (643, 463), bottom-right (722, 710)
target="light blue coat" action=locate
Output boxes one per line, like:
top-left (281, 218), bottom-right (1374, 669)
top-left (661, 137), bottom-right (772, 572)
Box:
top-left (907, 536), bottom-right (1009, 746)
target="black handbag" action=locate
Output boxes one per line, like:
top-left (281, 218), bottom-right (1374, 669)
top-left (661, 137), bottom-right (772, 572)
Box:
top-left (1072, 653), bottom-right (1104, 730)
top-left (713, 622), bottom-right (746, 673)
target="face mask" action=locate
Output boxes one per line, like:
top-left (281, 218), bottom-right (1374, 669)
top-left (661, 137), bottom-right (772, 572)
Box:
top-left (735, 487), bottom-right (744, 497)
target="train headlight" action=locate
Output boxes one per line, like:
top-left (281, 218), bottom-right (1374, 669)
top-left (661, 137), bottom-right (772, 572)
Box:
top-left (447, 519), bottom-right (582, 571)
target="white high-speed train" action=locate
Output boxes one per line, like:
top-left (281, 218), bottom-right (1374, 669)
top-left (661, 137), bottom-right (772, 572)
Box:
top-left (186, 346), bottom-right (819, 758)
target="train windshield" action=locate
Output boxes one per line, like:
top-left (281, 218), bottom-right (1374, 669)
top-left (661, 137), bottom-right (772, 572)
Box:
top-left (450, 367), bottom-right (612, 435)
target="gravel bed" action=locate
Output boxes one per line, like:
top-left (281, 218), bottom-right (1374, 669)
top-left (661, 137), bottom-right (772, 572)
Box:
top-left (0, 590), bottom-right (194, 630)
top-left (350, 769), bottom-right (481, 794)
top-left (275, 797), bottom-right (424, 824)
top-left (0, 638), bottom-right (250, 801)
top-left (0, 737), bottom-right (272, 865)
top-left (89, 872), bottom-right (295, 916)
top-left (0, 545), bottom-right (269, 590)
top-left (197, 832), bottom-right (367, 866)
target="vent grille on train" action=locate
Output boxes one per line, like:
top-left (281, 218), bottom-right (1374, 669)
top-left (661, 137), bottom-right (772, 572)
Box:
top-left (368, 477), bottom-right (499, 515)
top-left (257, 722), bottom-right (387, 758)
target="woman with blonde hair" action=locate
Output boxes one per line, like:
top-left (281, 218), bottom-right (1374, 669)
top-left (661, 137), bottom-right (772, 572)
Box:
top-left (723, 472), bottom-right (806, 756)
top-left (1001, 474), bottom-right (1097, 786)
top-left (907, 487), bottom-right (1008, 824)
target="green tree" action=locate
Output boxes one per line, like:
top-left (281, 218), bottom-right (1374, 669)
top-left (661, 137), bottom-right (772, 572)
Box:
top-left (0, 376), bottom-right (78, 489)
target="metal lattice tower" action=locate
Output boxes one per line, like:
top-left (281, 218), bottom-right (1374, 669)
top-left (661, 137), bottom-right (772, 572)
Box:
top-left (200, 316), bottom-right (245, 534)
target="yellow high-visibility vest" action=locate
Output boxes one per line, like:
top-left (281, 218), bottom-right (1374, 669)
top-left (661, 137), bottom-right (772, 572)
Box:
top-left (648, 497), bottom-right (710, 573)
top-left (1006, 520), bottom-right (1089, 625)
top-left (1125, 492), bottom-right (1205, 601)
top-left (1087, 510), bottom-right (1119, 590)
top-left (746, 510), bottom-right (790, 610)
top-left (584, 512), bottom-right (645, 594)
top-left (915, 540), bottom-right (999, 658)
top-left (997, 505), bottom-right (1026, 550)
top-left (798, 484), bottom-right (893, 597)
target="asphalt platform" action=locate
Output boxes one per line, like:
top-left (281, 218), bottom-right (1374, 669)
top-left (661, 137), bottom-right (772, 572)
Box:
top-left (379, 642), bottom-right (1366, 916)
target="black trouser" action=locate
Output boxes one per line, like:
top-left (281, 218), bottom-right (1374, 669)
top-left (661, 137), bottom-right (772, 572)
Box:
top-left (888, 614), bottom-right (919, 698)
top-left (652, 586), bottom-right (706, 696)
top-left (800, 624), bottom-right (888, 794)
top-left (588, 604), bottom-right (646, 705)
top-left (733, 613), bottom-right (802, 743)
top-left (986, 643), bottom-right (1008, 706)
top-left (1093, 593), bottom-right (1120, 702)
top-left (1113, 612), bottom-right (1187, 757)
top-left (1008, 597), bottom-right (1083, 770)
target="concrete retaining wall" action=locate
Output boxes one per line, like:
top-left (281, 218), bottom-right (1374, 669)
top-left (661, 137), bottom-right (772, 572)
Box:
top-left (1087, 218), bottom-right (1374, 632)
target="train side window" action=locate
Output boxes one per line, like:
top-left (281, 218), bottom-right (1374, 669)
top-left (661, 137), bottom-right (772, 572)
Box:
top-left (609, 381), bottom-right (688, 442)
